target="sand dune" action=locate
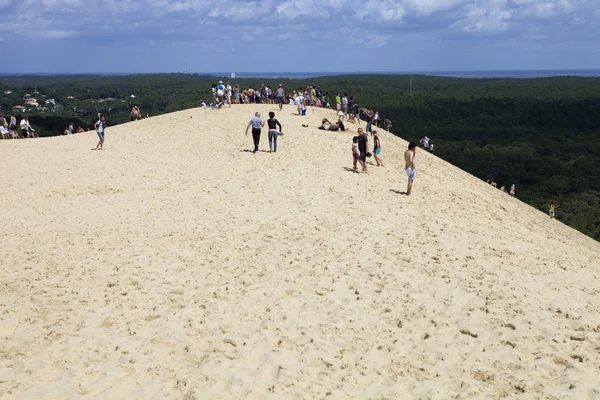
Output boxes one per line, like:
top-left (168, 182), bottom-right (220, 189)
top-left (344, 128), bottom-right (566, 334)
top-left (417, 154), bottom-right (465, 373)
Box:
top-left (1, 104), bottom-right (599, 399)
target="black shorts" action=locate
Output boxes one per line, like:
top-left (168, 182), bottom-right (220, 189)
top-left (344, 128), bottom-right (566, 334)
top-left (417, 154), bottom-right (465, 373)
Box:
top-left (359, 152), bottom-right (366, 162)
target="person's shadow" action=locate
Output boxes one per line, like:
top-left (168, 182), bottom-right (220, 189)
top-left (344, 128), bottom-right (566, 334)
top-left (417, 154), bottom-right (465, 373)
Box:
top-left (342, 167), bottom-right (360, 173)
top-left (390, 189), bottom-right (407, 195)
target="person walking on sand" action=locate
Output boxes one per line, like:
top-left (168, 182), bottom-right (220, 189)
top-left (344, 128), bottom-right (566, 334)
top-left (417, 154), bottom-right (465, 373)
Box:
top-left (510, 184), bottom-right (516, 197)
top-left (404, 142), bottom-right (417, 195)
top-left (372, 130), bottom-right (384, 166)
top-left (549, 203), bottom-right (558, 218)
top-left (267, 111), bottom-right (283, 153)
top-left (357, 127), bottom-right (369, 173)
top-left (94, 114), bottom-right (106, 150)
top-left (245, 112), bottom-right (264, 153)
top-left (276, 84), bottom-right (285, 111)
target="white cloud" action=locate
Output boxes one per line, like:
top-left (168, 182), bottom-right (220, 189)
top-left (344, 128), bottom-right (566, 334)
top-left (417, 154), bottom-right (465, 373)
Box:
top-left (350, 29), bottom-right (392, 47)
top-left (0, 0), bottom-right (596, 49)
top-left (452, 0), bottom-right (514, 33)
top-left (402, 0), bottom-right (469, 16)
top-left (355, 0), bottom-right (406, 21)
top-left (38, 29), bottom-right (77, 39)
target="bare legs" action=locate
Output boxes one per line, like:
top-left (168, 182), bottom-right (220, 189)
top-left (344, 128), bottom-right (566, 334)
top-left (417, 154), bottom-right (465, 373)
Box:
top-left (406, 179), bottom-right (413, 196)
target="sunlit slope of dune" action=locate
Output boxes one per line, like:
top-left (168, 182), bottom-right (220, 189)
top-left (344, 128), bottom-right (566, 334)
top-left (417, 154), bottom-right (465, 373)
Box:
top-left (1, 104), bottom-right (599, 399)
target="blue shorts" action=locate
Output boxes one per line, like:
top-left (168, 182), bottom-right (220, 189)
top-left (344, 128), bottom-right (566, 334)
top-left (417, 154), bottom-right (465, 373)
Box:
top-left (374, 148), bottom-right (381, 155)
top-left (97, 131), bottom-right (104, 141)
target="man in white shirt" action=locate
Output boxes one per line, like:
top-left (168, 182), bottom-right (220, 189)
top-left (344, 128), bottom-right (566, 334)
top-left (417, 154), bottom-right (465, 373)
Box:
top-left (20, 117), bottom-right (35, 138)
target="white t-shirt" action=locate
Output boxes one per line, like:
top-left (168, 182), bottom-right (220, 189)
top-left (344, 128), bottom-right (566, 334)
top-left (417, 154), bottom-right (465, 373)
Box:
top-left (352, 143), bottom-right (359, 154)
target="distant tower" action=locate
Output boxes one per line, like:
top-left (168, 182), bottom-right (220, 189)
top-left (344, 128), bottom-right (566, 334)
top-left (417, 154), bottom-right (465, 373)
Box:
top-left (230, 72), bottom-right (236, 79)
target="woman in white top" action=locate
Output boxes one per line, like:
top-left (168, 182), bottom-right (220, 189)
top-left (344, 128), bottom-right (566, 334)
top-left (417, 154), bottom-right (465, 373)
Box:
top-left (20, 117), bottom-right (35, 138)
top-left (225, 82), bottom-right (232, 107)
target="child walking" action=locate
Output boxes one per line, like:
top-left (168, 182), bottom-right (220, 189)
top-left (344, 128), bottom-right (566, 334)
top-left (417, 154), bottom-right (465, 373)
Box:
top-left (352, 136), bottom-right (360, 171)
top-left (372, 130), bottom-right (384, 166)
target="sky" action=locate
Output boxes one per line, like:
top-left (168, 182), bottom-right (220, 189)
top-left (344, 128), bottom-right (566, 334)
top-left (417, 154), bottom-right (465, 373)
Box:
top-left (0, 0), bottom-right (599, 73)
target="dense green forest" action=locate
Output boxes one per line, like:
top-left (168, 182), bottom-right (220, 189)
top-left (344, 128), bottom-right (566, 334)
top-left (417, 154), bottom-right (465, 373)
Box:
top-left (1, 74), bottom-right (599, 241)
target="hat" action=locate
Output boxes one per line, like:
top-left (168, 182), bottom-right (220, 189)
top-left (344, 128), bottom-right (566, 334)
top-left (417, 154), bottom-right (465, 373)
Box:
top-left (218, 80), bottom-right (223, 84)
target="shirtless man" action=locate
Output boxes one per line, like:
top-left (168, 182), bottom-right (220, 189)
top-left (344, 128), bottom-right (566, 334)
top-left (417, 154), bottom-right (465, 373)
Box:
top-left (130, 105), bottom-right (140, 121)
top-left (404, 142), bottom-right (417, 195)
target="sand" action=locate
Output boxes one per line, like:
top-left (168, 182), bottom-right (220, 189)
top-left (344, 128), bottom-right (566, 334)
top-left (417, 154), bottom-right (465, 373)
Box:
top-left (1, 104), bottom-right (599, 399)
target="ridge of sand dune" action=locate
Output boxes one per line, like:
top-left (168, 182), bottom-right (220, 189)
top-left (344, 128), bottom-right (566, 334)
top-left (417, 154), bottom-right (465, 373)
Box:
top-left (1, 104), bottom-right (599, 399)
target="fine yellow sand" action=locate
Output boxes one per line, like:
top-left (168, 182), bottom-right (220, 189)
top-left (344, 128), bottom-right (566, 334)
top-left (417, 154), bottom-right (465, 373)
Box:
top-left (1, 104), bottom-right (599, 399)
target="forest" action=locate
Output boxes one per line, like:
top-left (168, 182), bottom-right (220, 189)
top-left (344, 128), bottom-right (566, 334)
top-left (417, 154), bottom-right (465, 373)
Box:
top-left (1, 73), bottom-right (599, 240)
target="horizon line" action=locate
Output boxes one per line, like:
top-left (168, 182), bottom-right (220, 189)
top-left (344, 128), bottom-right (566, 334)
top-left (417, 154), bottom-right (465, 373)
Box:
top-left (2, 68), bottom-right (600, 76)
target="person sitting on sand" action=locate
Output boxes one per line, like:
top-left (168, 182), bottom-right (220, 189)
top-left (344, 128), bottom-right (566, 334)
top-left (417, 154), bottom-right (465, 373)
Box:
top-left (245, 112), bottom-right (264, 153)
top-left (404, 142), bottom-right (417, 195)
top-left (319, 118), bottom-right (339, 131)
top-left (267, 111), bottom-right (283, 153)
top-left (372, 130), bottom-right (384, 167)
top-left (0, 125), bottom-right (9, 139)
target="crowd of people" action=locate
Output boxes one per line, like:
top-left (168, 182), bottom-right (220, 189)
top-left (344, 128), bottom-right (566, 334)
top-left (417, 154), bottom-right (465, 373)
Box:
top-left (0, 114), bottom-right (37, 139)
top-left (243, 102), bottom-right (417, 196)
top-left (205, 81), bottom-right (393, 132)
top-left (487, 178), bottom-right (516, 197)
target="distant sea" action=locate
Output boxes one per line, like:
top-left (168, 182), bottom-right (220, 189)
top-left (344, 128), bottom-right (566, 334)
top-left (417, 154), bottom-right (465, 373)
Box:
top-left (2, 70), bottom-right (600, 79)
top-left (218, 70), bottom-right (600, 79)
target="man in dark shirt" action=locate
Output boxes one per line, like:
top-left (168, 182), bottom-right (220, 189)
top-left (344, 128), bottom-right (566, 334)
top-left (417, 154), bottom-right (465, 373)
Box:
top-left (357, 127), bottom-right (369, 173)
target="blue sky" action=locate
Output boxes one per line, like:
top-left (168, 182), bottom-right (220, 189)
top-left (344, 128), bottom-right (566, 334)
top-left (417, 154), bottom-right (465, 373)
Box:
top-left (0, 0), bottom-right (598, 73)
